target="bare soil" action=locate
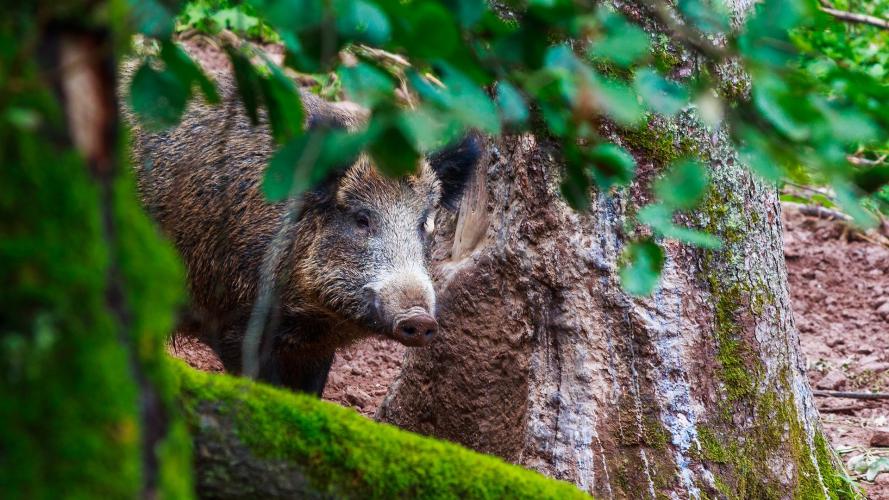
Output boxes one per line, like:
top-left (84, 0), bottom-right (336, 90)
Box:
top-left (783, 205), bottom-right (889, 498)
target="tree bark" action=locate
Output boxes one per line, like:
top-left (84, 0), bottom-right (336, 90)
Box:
top-left (378, 109), bottom-right (854, 497)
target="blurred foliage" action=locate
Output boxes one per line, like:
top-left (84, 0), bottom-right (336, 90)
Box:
top-left (123, 0), bottom-right (888, 298)
top-left (791, 0), bottom-right (889, 215)
top-left (0, 2), bottom-right (193, 497)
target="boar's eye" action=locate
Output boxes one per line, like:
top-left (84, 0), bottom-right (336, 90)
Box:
top-left (354, 210), bottom-right (372, 232)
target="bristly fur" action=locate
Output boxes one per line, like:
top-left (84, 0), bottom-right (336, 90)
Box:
top-left (123, 58), bottom-right (480, 394)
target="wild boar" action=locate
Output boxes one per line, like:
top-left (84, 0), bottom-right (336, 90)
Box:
top-left (127, 66), bottom-right (480, 395)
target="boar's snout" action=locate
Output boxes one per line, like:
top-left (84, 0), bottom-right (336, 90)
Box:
top-left (363, 268), bottom-right (438, 347)
top-left (393, 311), bottom-right (438, 347)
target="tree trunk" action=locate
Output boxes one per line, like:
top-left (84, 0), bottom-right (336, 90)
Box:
top-left (378, 116), bottom-right (853, 497)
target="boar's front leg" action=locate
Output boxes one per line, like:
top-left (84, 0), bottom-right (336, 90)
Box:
top-left (259, 351), bottom-right (335, 397)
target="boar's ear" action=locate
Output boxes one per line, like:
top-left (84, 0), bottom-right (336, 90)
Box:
top-left (427, 133), bottom-right (482, 210)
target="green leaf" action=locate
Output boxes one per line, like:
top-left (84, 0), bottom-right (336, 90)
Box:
top-left (226, 48), bottom-right (263, 125)
top-left (619, 239), bottom-right (665, 296)
top-left (677, 0), bottom-right (730, 35)
top-left (264, 129), bottom-right (369, 201)
top-left (339, 62), bottom-right (395, 107)
top-left (560, 151), bottom-right (592, 211)
top-left (444, 0), bottom-right (486, 27)
top-left (634, 69), bottom-right (689, 116)
top-left (129, 0), bottom-right (174, 38)
top-left (259, 65), bottom-right (305, 143)
top-left (369, 120), bottom-right (421, 177)
top-left (438, 66), bottom-right (501, 134)
top-left (738, 128), bottom-right (783, 182)
top-left (397, 3), bottom-right (459, 59)
top-left (495, 81), bottom-right (529, 126)
top-left (638, 204), bottom-right (722, 249)
top-left (160, 41), bottom-right (219, 104)
top-left (587, 10), bottom-right (650, 68)
top-left (587, 143), bottom-right (636, 189)
top-left (129, 62), bottom-right (189, 130)
top-left (752, 78), bottom-right (810, 142)
top-left (654, 160), bottom-right (709, 209)
top-left (335, 0), bottom-right (391, 44)
top-left (248, 0), bottom-right (324, 34)
top-left (264, 134), bottom-right (316, 201)
top-left (593, 77), bottom-right (645, 126)
top-left (212, 7), bottom-right (261, 33)
top-left (834, 181), bottom-right (878, 228)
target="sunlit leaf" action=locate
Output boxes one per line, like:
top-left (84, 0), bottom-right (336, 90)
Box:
top-left (130, 0), bottom-right (174, 38)
top-left (335, 0), bottom-right (391, 44)
top-left (638, 204), bottom-right (722, 249)
top-left (678, 0), bottom-right (730, 35)
top-left (634, 68), bottom-right (689, 116)
top-left (655, 160), bottom-right (709, 209)
top-left (339, 62), bottom-right (395, 107)
top-left (495, 81), bottom-right (529, 126)
top-left (587, 10), bottom-right (650, 68)
top-left (619, 239), bottom-right (665, 296)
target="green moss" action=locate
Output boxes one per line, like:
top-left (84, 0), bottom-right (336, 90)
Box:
top-left (810, 433), bottom-right (860, 500)
top-left (692, 171), bottom-right (862, 499)
top-left (642, 415), bottom-right (670, 450)
top-left (177, 364), bottom-right (589, 499)
top-left (619, 118), bottom-right (701, 167)
top-left (697, 427), bottom-right (728, 463)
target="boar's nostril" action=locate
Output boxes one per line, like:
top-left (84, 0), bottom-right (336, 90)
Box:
top-left (392, 314), bottom-right (438, 347)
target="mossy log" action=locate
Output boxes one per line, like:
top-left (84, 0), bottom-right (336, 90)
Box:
top-left (178, 364), bottom-right (589, 499)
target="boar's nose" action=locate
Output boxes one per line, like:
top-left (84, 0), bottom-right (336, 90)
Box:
top-left (393, 313), bottom-right (438, 347)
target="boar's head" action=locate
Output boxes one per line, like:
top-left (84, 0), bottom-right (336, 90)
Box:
top-left (293, 133), bottom-right (481, 347)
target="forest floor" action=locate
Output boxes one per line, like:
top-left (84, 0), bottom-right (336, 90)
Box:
top-left (170, 203), bottom-right (889, 496)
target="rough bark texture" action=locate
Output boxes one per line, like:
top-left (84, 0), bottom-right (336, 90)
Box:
top-left (378, 118), bottom-right (854, 497)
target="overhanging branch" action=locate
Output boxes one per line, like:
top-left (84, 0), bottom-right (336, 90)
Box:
top-left (819, 1), bottom-right (889, 31)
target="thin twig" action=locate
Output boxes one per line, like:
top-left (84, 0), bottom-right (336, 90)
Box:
top-left (798, 205), bottom-right (852, 222)
top-left (814, 390), bottom-right (889, 400)
top-left (819, 1), bottom-right (889, 31)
